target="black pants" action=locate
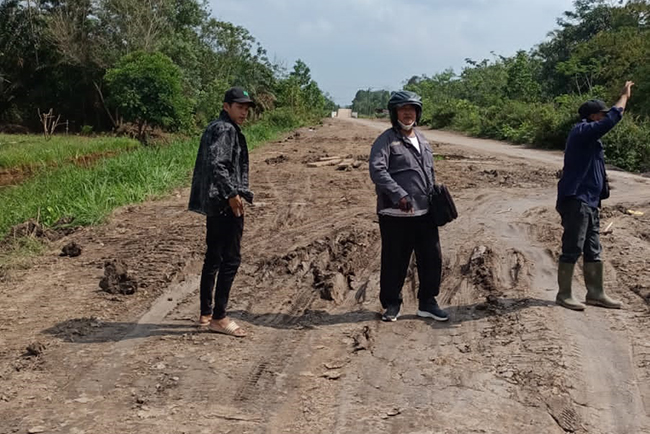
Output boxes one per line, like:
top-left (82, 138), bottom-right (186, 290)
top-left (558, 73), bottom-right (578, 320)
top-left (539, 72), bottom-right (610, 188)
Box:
top-left (200, 214), bottom-right (244, 320)
top-left (378, 214), bottom-right (442, 309)
top-left (557, 198), bottom-right (601, 264)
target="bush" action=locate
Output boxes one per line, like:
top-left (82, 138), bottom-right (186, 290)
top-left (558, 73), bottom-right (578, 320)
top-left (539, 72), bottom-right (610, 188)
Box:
top-left (105, 51), bottom-right (192, 142)
top-left (195, 78), bottom-right (230, 127)
top-left (429, 95), bottom-right (649, 172)
top-left (428, 103), bottom-right (456, 129)
top-left (262, 107), bottom-right (302, 129)
top-left (426, 98), bottom-right (481, 134)
top-left (602, 116), bottom-right (650, 172)
top-left (80, 125), bottom-right (93, 135)
top-left (449, 100), bottom-right (481, 135)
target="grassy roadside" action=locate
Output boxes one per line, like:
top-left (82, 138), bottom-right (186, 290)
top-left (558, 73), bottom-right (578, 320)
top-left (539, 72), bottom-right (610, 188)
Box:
top-left (0, 116), bottom-right (309, 241)
top-left (0, 134), bottom-right (139, 170)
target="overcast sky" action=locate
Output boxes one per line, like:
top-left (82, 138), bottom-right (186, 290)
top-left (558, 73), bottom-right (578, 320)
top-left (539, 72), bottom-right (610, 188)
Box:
top-left (209, 0), bottom-right (575, 106)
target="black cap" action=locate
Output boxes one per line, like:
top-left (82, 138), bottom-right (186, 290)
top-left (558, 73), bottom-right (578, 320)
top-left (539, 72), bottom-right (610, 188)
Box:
top-left (224, 87), bottom-right (256, 107)
top-left (578, 99), bottom-right (608, 119)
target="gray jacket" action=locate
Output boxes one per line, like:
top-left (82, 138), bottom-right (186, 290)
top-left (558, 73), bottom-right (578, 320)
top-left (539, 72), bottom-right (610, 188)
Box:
top-left (188, 111), bottom-right (253, 216)
top-left (369, 127), bottom-right (436, 215)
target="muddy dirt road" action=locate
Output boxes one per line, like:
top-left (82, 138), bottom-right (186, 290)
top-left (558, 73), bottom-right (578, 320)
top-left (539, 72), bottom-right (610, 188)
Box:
top-left (1, 118), bottom-right (649, 434)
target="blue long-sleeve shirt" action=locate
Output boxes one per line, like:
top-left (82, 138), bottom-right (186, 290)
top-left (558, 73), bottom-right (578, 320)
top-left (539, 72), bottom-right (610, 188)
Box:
top-left (557, 107), bottom-right (623, 209)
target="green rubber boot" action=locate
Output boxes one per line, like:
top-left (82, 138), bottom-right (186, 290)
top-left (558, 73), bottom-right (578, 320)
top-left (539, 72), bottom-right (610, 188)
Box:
top-left (556, 262), bottom-right (585, 311)
top-left (584, 262), bottom-right (622, 309)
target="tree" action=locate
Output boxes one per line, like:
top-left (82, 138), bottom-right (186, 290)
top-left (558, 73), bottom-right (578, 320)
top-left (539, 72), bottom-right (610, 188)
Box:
top-left (0, 0), bottom-right (50, 124)
top-left (351, 89), bottom-right (391, 116)
top-left (323, 92), bottom-right (339, 113)
top-left (104, 51), bottom-right (191, 142)
top-left (505, 51), bottom-right (541, 102)
top-left (289, 59), bottom-right (312, 88)
top-left (275, 59), bottom-right (330, 118)
top-left (0, 0), bottom-right (330, 131)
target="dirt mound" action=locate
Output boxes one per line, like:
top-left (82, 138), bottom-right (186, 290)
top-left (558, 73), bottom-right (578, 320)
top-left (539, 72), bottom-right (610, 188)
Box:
top-left (25, 342), bottom-right (46, 358)
top-left (8, 219), bottom-right (49, 239)
top-left (265, 154), bottom-right (290, 165)
top-left (279, 131), bottom-right (301, 143)
top-left (99, 259), bottom-right (138, 295)
top-left (256, 228), bottom-right (377, 303)
top-left (60, 242), bottom-right (82, 257)
top-left (349, 325), bottom-right (373, 352)
top-left (439, 163), bottom-right (555, 190)
top-left (3, 217), bottom-right (77, 244)
top-left (632, 284), bottom-right (650, 302)
top-left (462, 245), bottom-right (501, 294)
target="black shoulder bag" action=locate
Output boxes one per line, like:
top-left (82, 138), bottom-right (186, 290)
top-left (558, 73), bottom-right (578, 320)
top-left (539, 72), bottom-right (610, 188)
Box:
top-left (408, 139), bottom-right (459, 227)
top-left (429, 183), bottom-right (458, 227)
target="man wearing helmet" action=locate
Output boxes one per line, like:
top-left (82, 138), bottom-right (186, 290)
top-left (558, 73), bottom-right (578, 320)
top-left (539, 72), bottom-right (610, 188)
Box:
top-left (555, 81), bottom-right (634, 311)
top-left (369, 90), bottom-right (449, 322)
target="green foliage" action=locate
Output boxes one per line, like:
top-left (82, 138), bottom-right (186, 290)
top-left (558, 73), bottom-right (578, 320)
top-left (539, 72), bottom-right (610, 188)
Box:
top-left (505, 51), bottom-right (542, 102)
top-left (323, 93), bottom-right (339, 113)
top-left (0, 235), bottom-right (46, 273)
top-left (274, 60), bottom-right (331, 120)
top-left (351, 90), bottom-right (391, 116)
top-left (402, 0), bottom-right (650, 172)
top-left (602, 116), bottom-right (650, 172)
top-left (258, 108), bottom-right (302, 130)
top-left (448, 100), bottom-right (481, 136)
top-left (0, 1), bottom-right (330, 133)
top-left (105, 51), bottom-right (192, 141)
top-left (243, 109), bottom-right (304, 144)
top-left (457, 58), bottom-right (509, 107)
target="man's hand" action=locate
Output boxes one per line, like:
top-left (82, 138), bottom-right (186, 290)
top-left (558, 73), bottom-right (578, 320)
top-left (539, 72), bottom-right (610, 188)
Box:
top-left (614, 81), bottom-right (635, 111)
top-left (398, 196), bottom-right (413, 213)
top-left (621, 81), bottom-right (634, 99)
top-left (228, 195), bottom-right (244, 217)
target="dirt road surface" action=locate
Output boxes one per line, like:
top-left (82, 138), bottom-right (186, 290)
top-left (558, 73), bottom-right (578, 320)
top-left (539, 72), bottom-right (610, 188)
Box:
top-left (1, 118), bottom-right (649, 434)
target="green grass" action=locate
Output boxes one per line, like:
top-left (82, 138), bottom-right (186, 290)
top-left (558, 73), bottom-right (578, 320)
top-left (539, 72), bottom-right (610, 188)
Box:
top-left (0, 115), bottom-right (305, 238)
top-left (0, 134), bottom-right (139, 169)
top-left (0, 236), bottom-right (46, 274)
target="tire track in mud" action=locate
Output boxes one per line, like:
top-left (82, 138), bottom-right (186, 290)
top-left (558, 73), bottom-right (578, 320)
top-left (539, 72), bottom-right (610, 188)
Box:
top-left (246, 128), bottom-right (649, 432)
top-left (3, 119), bottom-right (649, 433)
top-left (316, 192), bottom-right (549, 432)
top-left (231, 168), bottom-right (321, 408)
top-left (482, 196), bottom-right (650, 434)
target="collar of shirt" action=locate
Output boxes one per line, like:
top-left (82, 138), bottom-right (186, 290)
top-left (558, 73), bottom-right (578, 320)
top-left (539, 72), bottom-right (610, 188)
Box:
top-left (219, 110), bottom-right (242, 133)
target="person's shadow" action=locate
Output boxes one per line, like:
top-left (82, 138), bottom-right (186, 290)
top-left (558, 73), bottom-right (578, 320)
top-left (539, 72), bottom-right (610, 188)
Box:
top-left (43, 296), bottom-right (556, 344)
top-left (230, 296), bottom-right (555, 330)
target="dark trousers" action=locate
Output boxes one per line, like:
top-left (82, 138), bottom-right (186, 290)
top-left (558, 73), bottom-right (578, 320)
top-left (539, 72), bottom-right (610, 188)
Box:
top-left (557, 198), bottom-right (602, 264)
top-left (378, 214), bottom-right (442, 309)
top-left (200, 214), bottom-right (244, 320)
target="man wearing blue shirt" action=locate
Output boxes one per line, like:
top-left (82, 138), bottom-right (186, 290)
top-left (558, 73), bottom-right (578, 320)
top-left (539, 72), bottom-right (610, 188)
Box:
top-left (555, 81), bottom-right (634, 311)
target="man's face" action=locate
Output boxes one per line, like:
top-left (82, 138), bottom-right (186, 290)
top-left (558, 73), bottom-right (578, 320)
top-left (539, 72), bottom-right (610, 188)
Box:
top-left (223, 102), bottom-right (251, 125)
top-left (397, 104), bottom-right (417, 126)
top-left (589, 112), bottom-right (606, 122)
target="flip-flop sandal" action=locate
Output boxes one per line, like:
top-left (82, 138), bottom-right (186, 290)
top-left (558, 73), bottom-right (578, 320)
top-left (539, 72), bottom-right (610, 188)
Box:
top-left (208, 320), bottom-right (246, 338)
top-left (198, 315), bottom-right (212, 326)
